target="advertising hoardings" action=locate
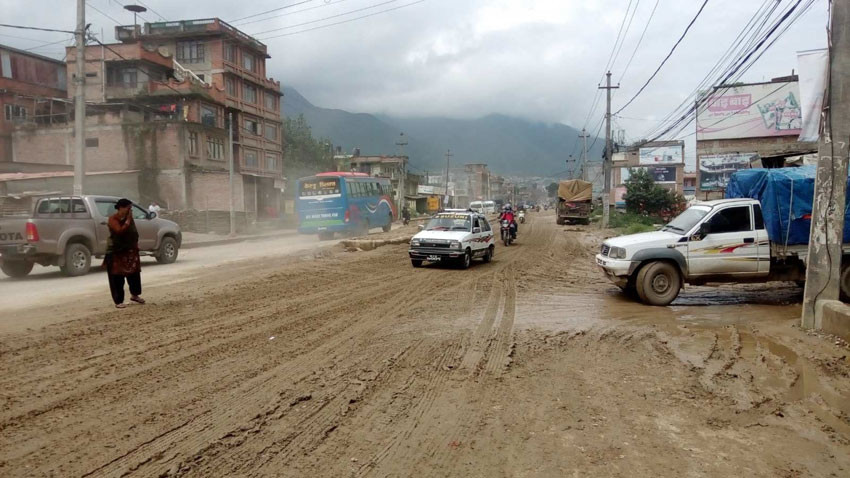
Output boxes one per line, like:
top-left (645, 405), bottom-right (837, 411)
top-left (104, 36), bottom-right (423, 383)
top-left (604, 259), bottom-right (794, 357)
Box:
top-left (696, 82), bottom-right (803, 140)
top-left (621, 166), bottom-right (677, 184)
top-left (698, 153), bottom-right (757, 191)
top-left (638, 146), bottom-right (683, 165)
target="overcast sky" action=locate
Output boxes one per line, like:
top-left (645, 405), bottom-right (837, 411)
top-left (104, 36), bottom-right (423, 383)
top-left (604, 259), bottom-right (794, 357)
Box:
top-left (0, 0), bottom-right (829, 158)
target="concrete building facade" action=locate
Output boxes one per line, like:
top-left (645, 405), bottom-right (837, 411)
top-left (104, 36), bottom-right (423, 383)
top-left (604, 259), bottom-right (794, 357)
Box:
top-left (2, 19), bottom-right (285, 232)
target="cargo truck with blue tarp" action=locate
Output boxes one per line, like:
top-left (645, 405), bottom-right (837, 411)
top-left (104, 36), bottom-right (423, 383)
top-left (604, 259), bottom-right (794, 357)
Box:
top-left (594, 167), bottom-right (850, 305)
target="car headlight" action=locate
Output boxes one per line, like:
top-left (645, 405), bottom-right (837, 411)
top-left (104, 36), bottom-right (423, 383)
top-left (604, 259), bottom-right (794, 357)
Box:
top-left (411, 240), bottom-right (421, 247)
top-left (450, 241), bottom-right (462, 249)
top-left (610, 246), bottom-right (627, 259)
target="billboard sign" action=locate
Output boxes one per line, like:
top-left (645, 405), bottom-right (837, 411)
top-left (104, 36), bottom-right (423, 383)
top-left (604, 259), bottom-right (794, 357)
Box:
top-left (698, 153), bottom-right (757, 191)
top-left (417, 185), bottom-right (446, 195)
top-left (697, 82), bottom-right (803, 140)
top-left (621, 166), bottom-right (677, 184)
top-left (639, 146), bottom-right (683, 165)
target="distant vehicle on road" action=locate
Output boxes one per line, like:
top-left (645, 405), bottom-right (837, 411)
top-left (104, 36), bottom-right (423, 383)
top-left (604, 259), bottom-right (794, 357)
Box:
top-left (469, 201), bottom-right (484, 213)
top-left (408, 210), bottom-right (495, 268)
top-left (482, 200), bottom-right (497, 215)
top-left (0, 196), bottom-right (181, 278)
top-left (597, 168), bottom-right (850, 305)
top-left (296, 172), bottom-right (395, 240)
top-left (557, 179), bottom-right (592, 225)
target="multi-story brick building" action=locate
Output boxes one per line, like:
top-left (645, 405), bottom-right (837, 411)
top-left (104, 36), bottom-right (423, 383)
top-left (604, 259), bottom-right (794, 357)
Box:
top-left (4, 19), bottom-right (285, 231)
top-left (0, 45), bottom-right (69, 169)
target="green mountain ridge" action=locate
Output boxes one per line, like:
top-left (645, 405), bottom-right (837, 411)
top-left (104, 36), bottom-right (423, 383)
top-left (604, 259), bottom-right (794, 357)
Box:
top-left (281, 86), bottom-right (601, 177)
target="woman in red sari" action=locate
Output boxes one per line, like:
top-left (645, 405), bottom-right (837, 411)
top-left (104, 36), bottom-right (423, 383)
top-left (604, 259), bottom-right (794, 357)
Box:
top-left (106, 198), bottom-right (145, 308)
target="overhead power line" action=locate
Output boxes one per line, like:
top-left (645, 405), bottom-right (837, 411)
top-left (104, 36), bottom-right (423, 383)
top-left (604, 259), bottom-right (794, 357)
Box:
top-left (233, 0), bottom-right (352, 27)
top-left (0, 23), bottom-right (75, 35)
top-left (259, 0), bottom-right (426, 40)
top-left (87, 1), bottom-right (122, 25)
top-left (617, 0), bottom-right (660, 83)
top-left (254, 0), bottom-right (400, 35)
top-left (230, 0), bottom-right (315, 24)
top-left (614, 0), bottom-right (710, 115)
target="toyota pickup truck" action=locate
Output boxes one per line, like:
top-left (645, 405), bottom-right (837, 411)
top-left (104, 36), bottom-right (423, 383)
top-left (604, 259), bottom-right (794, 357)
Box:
top-left (0, 195), bottom-right (182, 278)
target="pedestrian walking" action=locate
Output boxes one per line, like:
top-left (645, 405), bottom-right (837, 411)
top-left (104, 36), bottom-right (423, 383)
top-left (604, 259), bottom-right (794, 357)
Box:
top-left (105, 198), bottom-right (145, 309)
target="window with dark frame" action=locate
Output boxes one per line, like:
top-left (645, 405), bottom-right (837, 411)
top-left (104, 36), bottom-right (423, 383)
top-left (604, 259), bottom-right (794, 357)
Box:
top-left (243, 83), bottom-right (257, 103)
top-left (225, 77), bottom-right (237, 97)
top-left (201, 105), bottom-right (218, 127)
top-left (242, 54), bottom-right (255, 72)
top-left (264, 123), bottom-right (277, 141)
top-left (244, 149), bottom-right (259, 168)
top-left (265, 153), bottom-right (279, 171)
top-left (4, 104), bottom-right (26, 121)
top-left (206, 136), bottom-right (224, 160)
top-left (244, 118), bottom-right (259, 135)
top-left (264, 93), bottom-right (276, 110)
top-left (176, 41), bottom-right (205, 63)
top-left (223, 43), bottom-right (236, 63)
top-left (188, 131), bottom-right (199, 156)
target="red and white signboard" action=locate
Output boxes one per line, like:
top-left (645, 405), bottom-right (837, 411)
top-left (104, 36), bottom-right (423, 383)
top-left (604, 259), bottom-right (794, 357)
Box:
top-left (696, 81), bottom-right (803, 140)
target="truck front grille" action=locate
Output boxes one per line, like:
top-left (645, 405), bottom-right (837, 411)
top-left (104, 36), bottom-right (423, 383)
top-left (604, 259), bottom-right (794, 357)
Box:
top-left (601, 244), bottom-right (610, 257)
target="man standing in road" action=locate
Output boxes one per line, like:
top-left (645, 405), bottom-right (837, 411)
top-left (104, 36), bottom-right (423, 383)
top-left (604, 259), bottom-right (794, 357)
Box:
top-left (106, 198), bottom-right (145, 309)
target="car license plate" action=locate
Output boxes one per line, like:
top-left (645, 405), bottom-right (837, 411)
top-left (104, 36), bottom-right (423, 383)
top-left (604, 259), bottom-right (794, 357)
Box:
top-left (427, 255), bottom-right (441, 261)
top-left (596, 257), bottom-right (606, 266)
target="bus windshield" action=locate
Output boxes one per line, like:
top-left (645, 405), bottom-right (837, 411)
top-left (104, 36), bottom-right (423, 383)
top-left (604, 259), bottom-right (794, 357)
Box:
top-left (300, 178), bottom-right (341, 198)
top-left (425, 215), bottom-right (471, 231)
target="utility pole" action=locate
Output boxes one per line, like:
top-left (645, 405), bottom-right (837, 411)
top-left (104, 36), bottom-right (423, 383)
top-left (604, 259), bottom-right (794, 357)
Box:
top-left (73, 0), bottom-right (86, 196)
top-left (802, 2), bottom-right (849, 328)
top-left (443, 149), bottom-right (453, 208)
top-left (228, 112), bottom-right (236, 235)
top-left (599, 71), bottom-right (619, 228)
top-left (396, 132), bottom-right (408, 215)
top-left (579, 128), bottom-right (590, 181)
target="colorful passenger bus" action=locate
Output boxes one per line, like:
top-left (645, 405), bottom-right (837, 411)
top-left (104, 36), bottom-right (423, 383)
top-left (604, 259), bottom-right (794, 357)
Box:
top-left (296, 172), bottom-right (396, 240)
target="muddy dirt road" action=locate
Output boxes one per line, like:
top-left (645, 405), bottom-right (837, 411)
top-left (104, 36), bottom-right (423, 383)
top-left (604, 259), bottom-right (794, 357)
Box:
top-left (1, 212), bottom-right (849, 477)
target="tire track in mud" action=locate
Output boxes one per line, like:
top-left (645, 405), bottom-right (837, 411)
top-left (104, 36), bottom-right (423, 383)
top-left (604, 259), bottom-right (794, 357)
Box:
top-left (355, 217), bottom-right (554, 477)
top-left (80, 267), bottom-right (457, 478)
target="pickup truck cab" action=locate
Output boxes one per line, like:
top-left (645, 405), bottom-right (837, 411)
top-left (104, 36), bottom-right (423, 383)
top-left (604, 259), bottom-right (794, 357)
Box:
top-left (0, 195), bottom-right (182, 278)
top-left (409, 210), bottom-right (496, 269)
top-left (595, 198), bottom-right (846, 305)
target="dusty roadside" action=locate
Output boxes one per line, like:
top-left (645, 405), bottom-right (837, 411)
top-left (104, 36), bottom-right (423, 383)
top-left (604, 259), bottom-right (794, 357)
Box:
top-left (0, 211), bottom-right (848, 477)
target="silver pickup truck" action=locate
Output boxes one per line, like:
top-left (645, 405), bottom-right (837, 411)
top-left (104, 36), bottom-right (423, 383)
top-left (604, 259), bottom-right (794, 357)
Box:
top-left (0, 195), bottom-right (182, 278)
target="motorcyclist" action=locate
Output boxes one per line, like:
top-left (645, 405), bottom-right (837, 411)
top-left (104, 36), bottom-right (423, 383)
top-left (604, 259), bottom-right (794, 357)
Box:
top-left (498, 204), bottom-right (517, 238)
top-left (401, 206), bottom-right (411, 225)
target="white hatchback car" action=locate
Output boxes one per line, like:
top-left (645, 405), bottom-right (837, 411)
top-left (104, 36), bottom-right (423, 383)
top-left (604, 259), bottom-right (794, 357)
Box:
top-left (408, 210), bottom-right (496, 269)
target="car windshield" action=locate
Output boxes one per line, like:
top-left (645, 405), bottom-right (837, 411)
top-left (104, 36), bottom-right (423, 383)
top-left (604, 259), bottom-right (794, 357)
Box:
top-left (425, 215), bottom-right (471, 231)
top-left (663, 206), bottom-right (711, 234)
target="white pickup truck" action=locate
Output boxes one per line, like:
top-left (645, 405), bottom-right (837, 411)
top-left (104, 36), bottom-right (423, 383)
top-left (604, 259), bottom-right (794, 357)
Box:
top-left (595, 198), bottom-right (850, 306)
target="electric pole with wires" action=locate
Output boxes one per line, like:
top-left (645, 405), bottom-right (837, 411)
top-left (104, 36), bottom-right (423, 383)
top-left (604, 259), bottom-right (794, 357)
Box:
top-left (73, 0), bottom-right (86, 195)
top-left (579, 128), bottom-right (590, 181)
top-left (599, 71), bottom-right (619, 228)
top-left (802, 1), bottom-right (849, 329)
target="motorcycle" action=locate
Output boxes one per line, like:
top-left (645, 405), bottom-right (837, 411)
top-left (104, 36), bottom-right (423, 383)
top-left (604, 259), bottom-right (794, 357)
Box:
top-left (501, 220), bottom-right (513, 246)
top-left (403, 216), bottom-right (410, 226)
top-left (518, 211), bottom-right (526, 224)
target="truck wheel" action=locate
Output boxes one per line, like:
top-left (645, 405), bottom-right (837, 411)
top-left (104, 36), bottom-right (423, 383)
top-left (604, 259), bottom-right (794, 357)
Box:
top-left (411, 259), bottom-right (423, 268)
top-left (156, 237), bottom-right (179, 264)
top-left (0, 260), bottom-right (34, 278)
top-left (635, 261), bottom-right (681, 306)
top-left (62, 243), bottom-right (91, 277)
top-left (840, 262), bottom-right (850, 301)
top-left (556, 217), bottom-right (565, 225)
top-left (382, 218), bottom-right (392, 233)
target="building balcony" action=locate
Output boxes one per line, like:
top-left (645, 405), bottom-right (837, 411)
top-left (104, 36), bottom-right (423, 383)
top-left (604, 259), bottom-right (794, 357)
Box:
top-left (105, 78), bottom-right (226, 104)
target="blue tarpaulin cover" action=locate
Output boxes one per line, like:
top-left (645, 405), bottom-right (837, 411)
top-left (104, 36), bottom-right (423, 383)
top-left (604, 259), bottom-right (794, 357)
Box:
top-left (725, 166), bottom-right (850, 245)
